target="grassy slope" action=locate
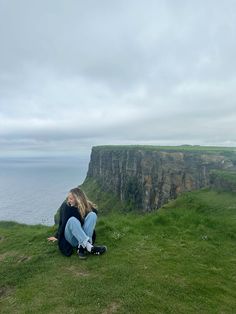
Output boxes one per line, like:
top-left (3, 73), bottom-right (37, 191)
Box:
top-left (210, 170), bottom-right (236, 185)
top-left (1, 189), bottom-right (236, 314)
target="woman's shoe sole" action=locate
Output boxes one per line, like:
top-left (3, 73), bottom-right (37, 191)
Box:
top-left (91, 245), bottom-right (107, 255)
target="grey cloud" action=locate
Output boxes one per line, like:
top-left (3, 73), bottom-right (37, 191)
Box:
top-left (0, 0), bottom-right (236, 156)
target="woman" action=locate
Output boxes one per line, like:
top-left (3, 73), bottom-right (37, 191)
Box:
top-left (48, 187), bottom-right (107, 259)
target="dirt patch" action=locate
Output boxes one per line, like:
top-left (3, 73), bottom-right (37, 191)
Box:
top-left (0, 253), bottom-right (31, 263)
top-left (102, 302), bottom-right (120, 314)
top-left (0, 253), bottom-right (8, 262)
top-left (66, 266), bottom-right (91, 277)
top-left (0, 286), bottom-right (14, 299)
top-left (17, 256), bottom-right (32, 263)
top-left (0, 252), bottom-right (17, 262)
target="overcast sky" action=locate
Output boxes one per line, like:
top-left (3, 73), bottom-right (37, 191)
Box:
top-left (0, 0), bottom-right (236, 157)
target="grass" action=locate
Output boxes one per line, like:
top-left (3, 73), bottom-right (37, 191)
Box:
top-left (1, 189), bottom-right (236, 313)
top-left (92, 145), bottom-right (236, 155)
top-left (210, 169), bottom-right (236, 187)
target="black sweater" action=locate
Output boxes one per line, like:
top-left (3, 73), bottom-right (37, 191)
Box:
top-left (55, 201), bottom-right (97, 256)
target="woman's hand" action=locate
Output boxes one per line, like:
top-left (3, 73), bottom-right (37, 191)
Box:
top-left (47, 236), bottom-right (58, 242)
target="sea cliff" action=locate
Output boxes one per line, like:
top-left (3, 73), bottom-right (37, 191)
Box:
top-left (84, 145), bottom-right (236, 211)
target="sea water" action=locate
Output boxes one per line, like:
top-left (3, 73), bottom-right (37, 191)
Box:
top-left (0, 155), bottom-right (90, 226)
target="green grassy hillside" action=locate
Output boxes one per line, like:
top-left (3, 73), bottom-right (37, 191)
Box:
top-left (210, 170), bottom-right (236, 192)
top-left (1, 189), bottom-right (236, 313)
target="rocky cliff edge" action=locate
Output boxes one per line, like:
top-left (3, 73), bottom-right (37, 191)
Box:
top-left (84, 145), bottom-right (236, 211)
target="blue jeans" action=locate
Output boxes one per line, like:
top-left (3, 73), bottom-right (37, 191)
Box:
top-left (64, 212), bottom-right (97, 248)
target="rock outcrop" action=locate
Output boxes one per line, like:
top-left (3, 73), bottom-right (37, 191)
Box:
top-left (85, 146), bottom-right (236, 211)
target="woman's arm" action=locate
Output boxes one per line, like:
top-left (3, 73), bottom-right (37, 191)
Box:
top-left (47, 201), bottom-right (65, 242)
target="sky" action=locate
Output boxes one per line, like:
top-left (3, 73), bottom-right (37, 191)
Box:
top-left (0, 0), bottom-right (236, 157)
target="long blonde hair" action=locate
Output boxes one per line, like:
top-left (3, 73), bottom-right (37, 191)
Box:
top-left (68, 187), bottom-right (97, 218)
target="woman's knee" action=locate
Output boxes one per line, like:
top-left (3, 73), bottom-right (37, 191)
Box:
top-left (86, 211), bottom-right (97, 222)
top-left (66, 216), bottom-right (81, 228)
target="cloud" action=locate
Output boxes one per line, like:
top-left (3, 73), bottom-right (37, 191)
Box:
top-left (0, 0), bottom-right (236, 156)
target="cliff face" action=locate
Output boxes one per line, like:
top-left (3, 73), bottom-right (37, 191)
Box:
top-left (85, 146), bottom-right (235, 211)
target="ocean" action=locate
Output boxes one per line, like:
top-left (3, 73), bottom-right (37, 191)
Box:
top-left (0, 155), bottom-right (90, 226)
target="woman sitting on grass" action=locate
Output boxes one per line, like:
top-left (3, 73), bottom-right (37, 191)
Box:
top-left (47, 187), bottom-right (107, 259)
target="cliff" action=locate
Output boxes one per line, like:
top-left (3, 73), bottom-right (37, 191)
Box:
top-left (84, 145), bottom-right (236, 211)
